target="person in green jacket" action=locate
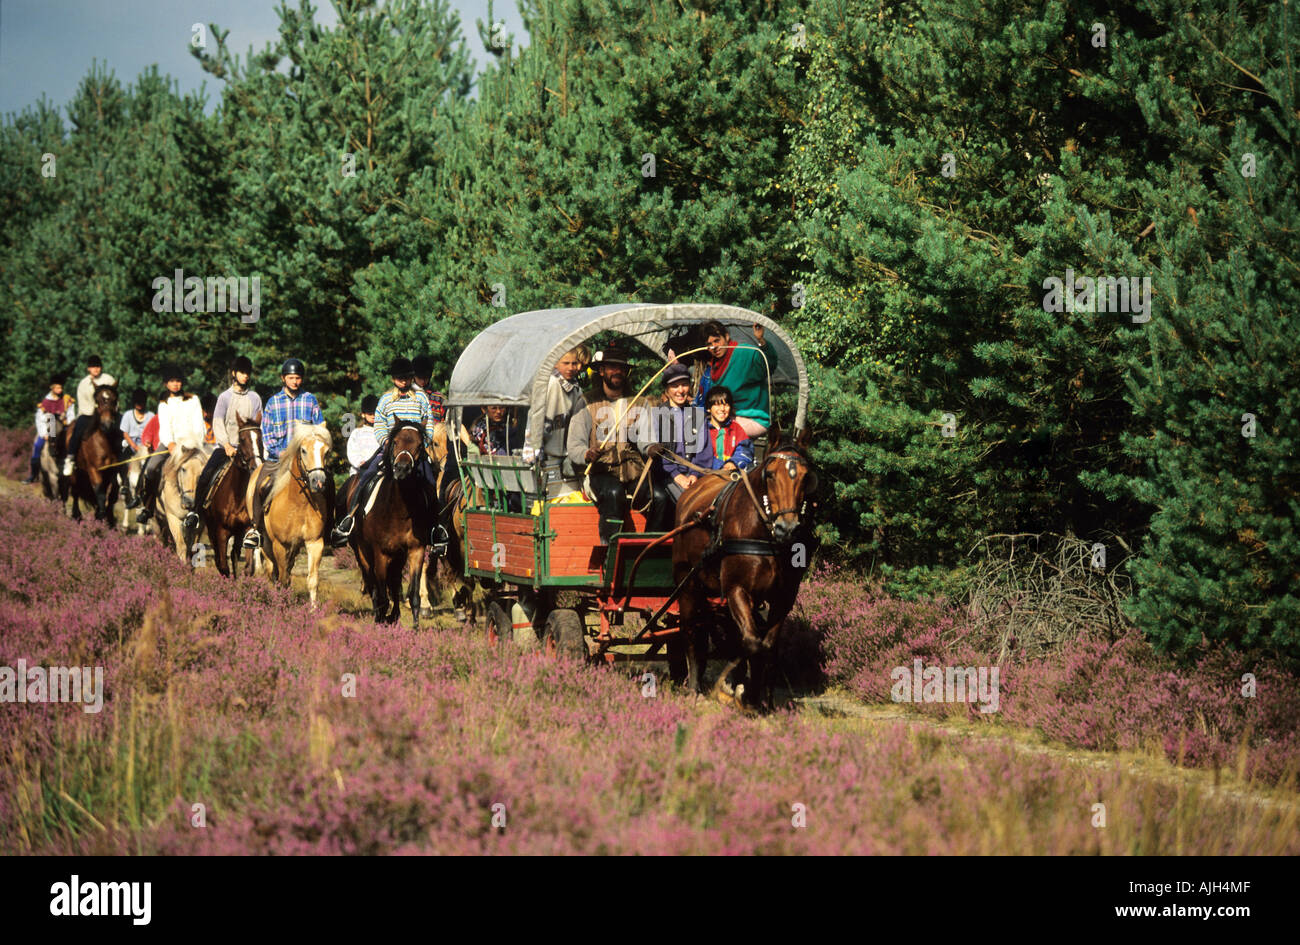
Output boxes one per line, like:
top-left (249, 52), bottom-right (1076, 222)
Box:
top-left (692, 319), bottom-right (771, 437)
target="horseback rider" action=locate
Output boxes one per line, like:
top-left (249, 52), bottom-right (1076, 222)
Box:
top-left (346, 394), bottom-right (380, 476)
top-left (240, 358), bottom-right (323, 549)
top-left (329, 356), bottom-right (437, 547)
top-left (261, 358), bottom-right (323, 462)
top-left (566, 341), bottom-right (665, 543)
top-left (184, 356), bottom-right (263, 542)
top-left (120, 388), bottom-right (154, 456)
top-left (411, 355), bottom-right (447, 424)
top-left (26, 377), bottom-right (67, 484)
top-left (62, 354), bottom-right (134, 503)
top-left (133, 364), bottom-right (205, 524)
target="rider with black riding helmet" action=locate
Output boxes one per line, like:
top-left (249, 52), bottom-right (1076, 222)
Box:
top-left (184, 356), bottom-right (263, 541)
top-left (329, 356), bottom-right (437, 547)
top-left (260, 357), bottom-right (323, 461)
top-left (240, 357), bottom-right (323, 549)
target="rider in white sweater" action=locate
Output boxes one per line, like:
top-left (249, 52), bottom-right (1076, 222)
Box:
top-left (133, 364), bottom-right (206, 523)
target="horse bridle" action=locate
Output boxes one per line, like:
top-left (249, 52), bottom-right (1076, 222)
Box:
top-left (387, 423), bottom-right (424, 473)
top-left (290, 436), bottom-right (328, 491)
top-left (236, 424), bottom-right (263, 470)
top-left (736, 449), bottom-right (816, 538)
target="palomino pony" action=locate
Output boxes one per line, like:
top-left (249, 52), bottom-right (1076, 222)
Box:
top-left (155, 441), bottom-right (207, 563)
top-left (200, 419), bottom-right (264, 577)
top-left (122, 443), bottom-right (152, 535)
top-left (60, 385), bottom-right (122, 522)
top-left (39, 414), bottom-right (66, 502)
top-left (245, 424), bottom-right (333, 606)
top-left (670, 427), bottom-right (819, 711)
top-left (351, 423), bottom-right (438, 625)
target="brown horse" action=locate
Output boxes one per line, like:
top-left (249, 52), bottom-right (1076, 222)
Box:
top-left (200, 419), bottom-right (264, 577)
top-left (351, 423), bottom-right (438, 625)
top-left (670, 428), bottom-right (819, 711)
top-left (244, 424), bottom-right (333, 606)
top-left (60, 385), bottom-right (121, 522)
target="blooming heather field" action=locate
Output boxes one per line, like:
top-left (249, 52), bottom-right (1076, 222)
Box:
top-left (1, 480), bottom-right (1296, 855)
top-left (799, 572), bottom-right (1300, 787)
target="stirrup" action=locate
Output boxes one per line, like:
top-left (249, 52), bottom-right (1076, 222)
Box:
top-left (62, 457), bottom-right (74, 476)
top-left (329, 516), bottom-right (354, 547)
top-left (242, 528), bottom-right (261, 549)
top-left (430, 524), bottom-right (449, 556)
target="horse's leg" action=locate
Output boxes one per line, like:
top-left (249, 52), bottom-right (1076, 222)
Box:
top-left (210, 520), bottom-right (231, 577)
top-left (92, 475), bottom-right (108, 521)
top-left (271, 539), bottom-right (291, 586)
top-left (725, 583), bottom-right (765, 657)
top-left (354, 539), bottom-right (374, 598)
top-left (371, 551), bottom-right (391, 622)
top-left (676, 578), bottom-right (706, 695)
top-left (418, 555), bottom-right (433, 618)
top-left (385, 549), bottom-right (404, 624)
top-left (407, 546), bottom-right (425, 630)
top-left (169, 514), bottom-right (190, 564)
top-left (751, 586), bottom-right (800, 709)
top-left (305, 538), bottom-right (324, 609)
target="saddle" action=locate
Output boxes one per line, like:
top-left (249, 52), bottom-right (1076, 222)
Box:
top-left (251, 461), bottom-right (278, 536)
top-left (204, 456), bottom-right (234, 512)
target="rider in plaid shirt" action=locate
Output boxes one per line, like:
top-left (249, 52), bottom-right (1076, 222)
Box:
top-left (261, 358), bottom-right (323, 460)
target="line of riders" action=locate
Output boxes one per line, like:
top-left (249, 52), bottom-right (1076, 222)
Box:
top-left (30, 319), bottom-right (776, 555)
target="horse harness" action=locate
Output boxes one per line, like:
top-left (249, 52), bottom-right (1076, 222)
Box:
top-left (666, 448), bottom-right (814, 561)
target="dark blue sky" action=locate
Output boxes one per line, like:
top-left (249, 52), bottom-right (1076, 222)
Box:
top-left (0, 0), bottom-right (527, 118)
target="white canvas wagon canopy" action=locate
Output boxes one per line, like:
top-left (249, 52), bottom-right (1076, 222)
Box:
top-left (446, 302), bottom-right (809, 452)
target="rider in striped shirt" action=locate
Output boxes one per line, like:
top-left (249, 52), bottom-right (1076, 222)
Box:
top-left (330, 356), bottom-right (435, 546)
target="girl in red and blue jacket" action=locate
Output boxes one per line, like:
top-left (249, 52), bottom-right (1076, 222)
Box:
top-left (692, 386), bottom-right (754, 472)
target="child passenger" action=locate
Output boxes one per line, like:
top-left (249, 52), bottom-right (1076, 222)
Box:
top-left (692, 385), bottom-right (754, 473)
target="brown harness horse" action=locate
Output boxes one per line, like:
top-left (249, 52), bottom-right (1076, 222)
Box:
top-left (352, 423), bottom-right (438, 626)
top-left (670, 427), bottom-right (819, 711)
top-left (201, 420), bottom-right (264, 577)
top-left (60, 385), bottom-right (121, 522)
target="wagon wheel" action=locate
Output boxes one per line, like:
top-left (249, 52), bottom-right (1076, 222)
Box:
top-left (485, 599), bottom-right (513, 648)
top-left (543, 609), bottom-right (586, 661)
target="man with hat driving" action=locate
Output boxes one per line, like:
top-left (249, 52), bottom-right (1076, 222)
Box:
top-left (565, 341), bottom-right (659, 544)
top-left (330, 356), bottom-right (436, 546)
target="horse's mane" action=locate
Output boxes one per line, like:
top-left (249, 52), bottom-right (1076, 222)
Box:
top-left (270, 423), bottom-right (332, 498)
top-left (164, 446), bottom-right (202, 473)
